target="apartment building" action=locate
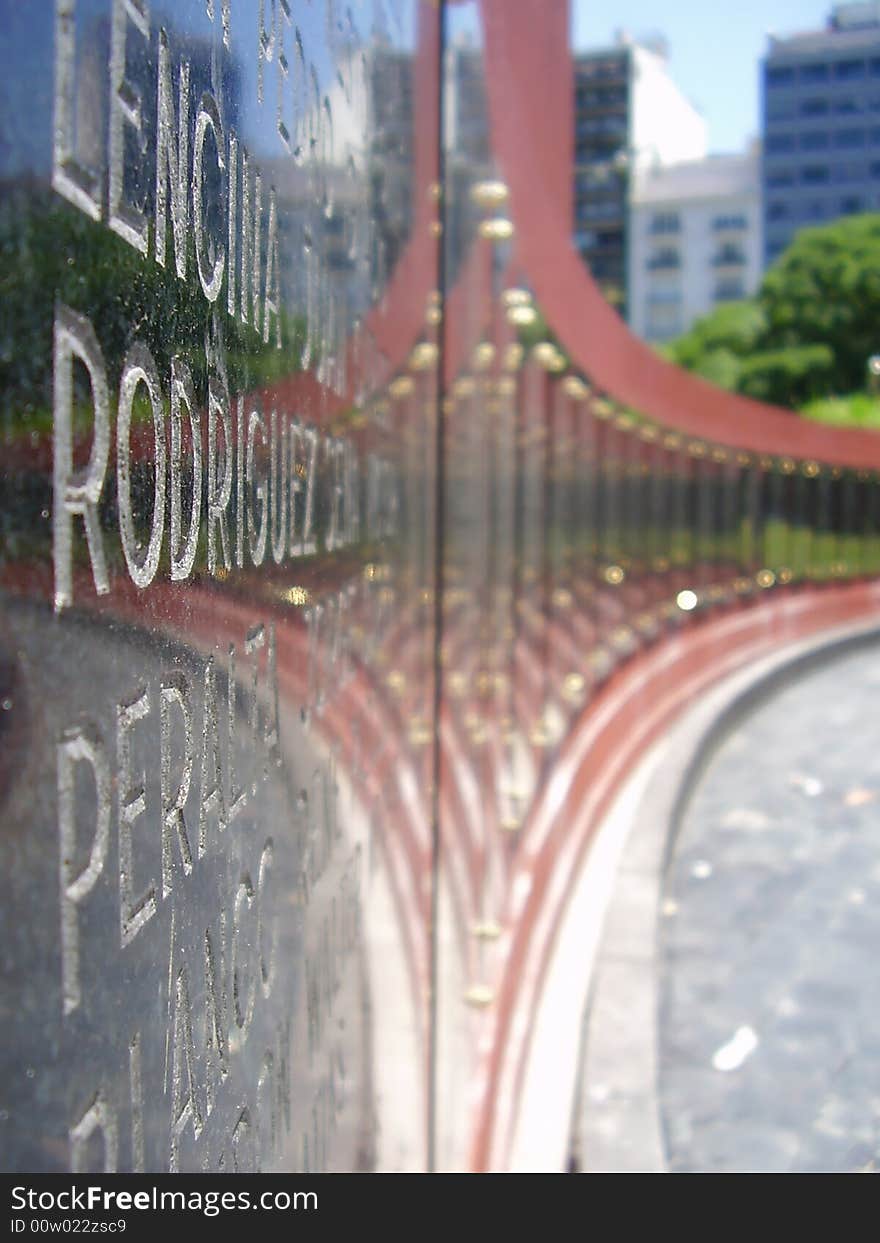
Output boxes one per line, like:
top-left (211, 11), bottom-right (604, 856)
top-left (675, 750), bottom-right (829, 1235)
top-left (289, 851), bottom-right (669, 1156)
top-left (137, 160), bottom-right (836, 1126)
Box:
top-left (629, 151), bottom-right (762, 343)
top-left (762, 2), bottom-right (880, 266)
top-left (573, 35), bottom-right (707, 317)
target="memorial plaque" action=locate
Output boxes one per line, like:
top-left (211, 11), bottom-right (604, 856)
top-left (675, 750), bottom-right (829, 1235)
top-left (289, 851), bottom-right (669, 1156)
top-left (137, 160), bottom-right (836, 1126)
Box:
top-left (0, 0), bottom-right (437, 1173)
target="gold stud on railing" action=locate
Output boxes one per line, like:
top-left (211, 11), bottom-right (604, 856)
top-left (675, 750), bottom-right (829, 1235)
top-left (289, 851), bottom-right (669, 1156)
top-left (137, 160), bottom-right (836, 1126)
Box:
top-left (409, 342), bottom-right (438, 371)
top-left (464, 985), bottom-right (494, 1008)
top-left (531, 342), bottom-right (565, 371)
top-left (479, 217), bottom-right (514, 241)
top-left (562, 672), bottom-right (586, 704)
top-left (470, 180), bottom-right (509, 208)
top-left (562, 374), bottom-right (589, 399)
top-left (408, 718), bottom-right (433, 747)
top-left (507, 303), bottom-right (537, 326)
top-left (389, 375), bottom-right (415, 398)
top-left (471, 921), bottom-right (502, 941)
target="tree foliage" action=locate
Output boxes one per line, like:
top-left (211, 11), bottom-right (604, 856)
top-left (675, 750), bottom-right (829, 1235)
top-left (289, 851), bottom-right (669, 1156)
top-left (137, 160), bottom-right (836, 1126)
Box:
top-left (664, 213), bottom-right (880, 408)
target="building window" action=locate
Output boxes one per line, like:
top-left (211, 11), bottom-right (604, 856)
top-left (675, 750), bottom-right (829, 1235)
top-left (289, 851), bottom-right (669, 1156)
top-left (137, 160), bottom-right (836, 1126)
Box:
top-left (800, 165), bottom-right (829, 184)
top-left (800, 63), bottom-right (828, 83)
top-left (871, 161), bottom-right (880, 178)
top-left (647, 248), bottom-right (680, 271)
top-left (836, 128), bottom-right (865, 148)
top-left (766, 66), bottom-right (796, 87)
top-left (801, 131), bottom-right (828, 150)
top-left (872, 57), bottom-right (880, 76)
top-left (835, 97), bottom-right (863, 114)
top-left (801, 98), bottom-right (829, 116)
top-left (835, 59), bottom-right (866, 81)
top-left (712, 243), bottom-right (746, 266)
top-left (802, 200), bottom-right (826, 221)
top-left (714, 280), bottom-right (745, 302)
top-left (841, 195), bottom-right (864, 212)
top-left (712, 214), bottom-right (748, 230)
top-left (649, 212), bottom-right (680, 235)
top-left (833, 161), bottom-right (866, 182)
top-left (647, 289), bottom-right (681, 305)
top-left (768, 201), bottom-right (789, 220)
top-left (767, 168), bottom-right (795, 187)
top-left (766, 133), bottom-right (795, 153)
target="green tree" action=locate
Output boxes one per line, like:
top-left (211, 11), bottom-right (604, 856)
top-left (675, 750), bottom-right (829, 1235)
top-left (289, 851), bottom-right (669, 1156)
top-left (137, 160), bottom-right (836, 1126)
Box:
top-left (759, 212), bottom-right (880, 395)
top-left (664, 212), bottom-right (880, 408)
top-left (664, 299), bottom-right (765, 392)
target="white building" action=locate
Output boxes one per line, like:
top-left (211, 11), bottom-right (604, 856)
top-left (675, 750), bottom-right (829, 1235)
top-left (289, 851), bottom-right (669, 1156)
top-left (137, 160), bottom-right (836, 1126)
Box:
top-left (628, 150), bottom-right (762, 343)
top-left (573, 35), bottom-right (707, 316)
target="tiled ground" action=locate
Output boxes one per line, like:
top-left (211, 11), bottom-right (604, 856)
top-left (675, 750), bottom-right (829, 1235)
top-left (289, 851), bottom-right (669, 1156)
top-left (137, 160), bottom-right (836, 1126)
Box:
top-left (659, 644), bottom-right (880, 1173)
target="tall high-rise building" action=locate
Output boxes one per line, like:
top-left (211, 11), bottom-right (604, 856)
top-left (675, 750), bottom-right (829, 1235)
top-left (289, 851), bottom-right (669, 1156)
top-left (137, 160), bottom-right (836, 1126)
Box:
top-left (762, 2), bottom-right (880, 267)
top-left (573, 35), bottom-right (706, 318)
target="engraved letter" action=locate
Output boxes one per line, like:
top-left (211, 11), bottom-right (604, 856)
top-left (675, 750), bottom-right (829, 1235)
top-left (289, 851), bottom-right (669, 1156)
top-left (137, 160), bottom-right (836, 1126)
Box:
top-left (289, 421), bottom-right (318, 556)
top-left (227, 129), bottom-right (238, 317)
top-left (207, 375), bottom-right (233, 574)
top-left (70, 1091), bottom-right (118, 1173)
top-left (108, 0), bottom-right (149, 254)
top-left (169, 357), bottom-right (201, 581)
top-left (263, 187), bottom-right (282, 348)
top-left (198, 655), bottom-right (227, 855)
top-left (117, 341), bottom-right (166, 590)
top-left (170, 965), bottom-right (203, 1172)
top-left (129, 1033), bottom-right (145, 1172)
top-left (245, 623), bottom-right (265, 791)
top-left (117, 687), bottom-right (157, 946)
top-left (53, 0), bottom-right (102, 220)
top-left (53, 306), bottom-right (110, 611)
top-left (204, 918), bottom-right (228, 1116)
top-left (58, 723), bottom-right (110, 1016)
top-left (227, 644), bottom-right (247, 822)
top-left (232, 874), bottom-right (256, 1035)
top-left (270, 408), bottom-right (287, 563)
top-left (155, 29), bottom-right (190, 278)
top-left (239, 150), bottom-right (261, 328)
top-left (159, 673), bottom-right (194, 897)
top-left (247, 406), bottom-right (268, 567)
top-left (193, 91), bottom-right (226, 302)
top-left (257, 839), bottom-right (275, 999)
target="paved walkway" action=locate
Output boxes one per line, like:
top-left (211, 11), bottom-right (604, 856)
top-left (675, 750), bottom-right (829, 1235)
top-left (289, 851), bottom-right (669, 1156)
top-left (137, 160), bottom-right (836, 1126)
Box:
top-left (658, 643), bottom-right (880, 1173)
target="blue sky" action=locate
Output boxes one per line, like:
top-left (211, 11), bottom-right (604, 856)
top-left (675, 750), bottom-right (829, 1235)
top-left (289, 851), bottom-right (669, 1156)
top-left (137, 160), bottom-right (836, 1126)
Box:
top-left (572, 0), bottom-right (834, 153)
